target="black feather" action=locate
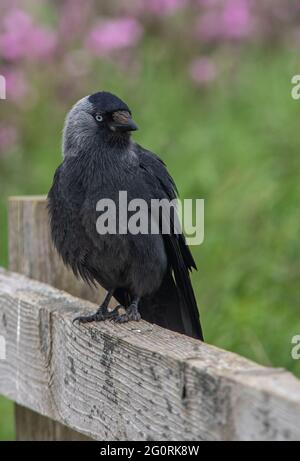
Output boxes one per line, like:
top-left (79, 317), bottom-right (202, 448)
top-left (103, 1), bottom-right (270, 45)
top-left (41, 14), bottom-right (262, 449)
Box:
top-left (136, 145), bottom-right (203, 340)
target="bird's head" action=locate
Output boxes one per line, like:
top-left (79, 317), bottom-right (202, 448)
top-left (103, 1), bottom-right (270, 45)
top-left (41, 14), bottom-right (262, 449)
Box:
top-left (63, 91), bottom-right (138, 156)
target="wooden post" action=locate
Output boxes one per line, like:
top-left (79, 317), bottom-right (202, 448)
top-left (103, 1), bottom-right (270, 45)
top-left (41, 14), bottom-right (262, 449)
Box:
top-left (8, 196), bottom-right (102, 441)
top-left (14, 405), bottom-right (91, 441)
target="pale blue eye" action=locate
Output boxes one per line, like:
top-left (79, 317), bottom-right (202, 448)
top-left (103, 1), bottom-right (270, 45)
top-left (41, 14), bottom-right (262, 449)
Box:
top-left (95, 114), bottom-right (103, 122)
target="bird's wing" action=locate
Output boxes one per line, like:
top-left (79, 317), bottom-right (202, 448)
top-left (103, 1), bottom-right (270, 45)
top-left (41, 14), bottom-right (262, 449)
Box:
top-left (136, 144), bottom-right (197, 270)
top-left (135, 144), bottom-right (203, 340)
top-left (48, 162), bottom-right (102, 286)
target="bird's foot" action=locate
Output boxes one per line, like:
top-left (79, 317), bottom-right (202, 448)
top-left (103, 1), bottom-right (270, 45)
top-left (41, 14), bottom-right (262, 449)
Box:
top-left (73, 306), bottom-right (115, 324)
top-left (113, 303), bottom-right (141, 323)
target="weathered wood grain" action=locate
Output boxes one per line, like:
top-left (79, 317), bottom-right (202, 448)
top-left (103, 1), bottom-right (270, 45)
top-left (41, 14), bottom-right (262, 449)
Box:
top-left (0, 268), bottom-right (300, 441)
top-left (15, 405), bottom-right (91, 441)
top-left (8, 195), bottom-right (105, 440)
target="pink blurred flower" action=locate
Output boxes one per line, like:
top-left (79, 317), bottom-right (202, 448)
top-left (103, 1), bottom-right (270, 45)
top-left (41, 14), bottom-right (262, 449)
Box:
top-left (0, 9), bottom-right (32, 60)
top-left (26, 26), bottom-right (57, 59)
top-left (222, 0), bottom-right (252, 39)
top-left (189, 57), bottom-right (217, 84)
top-left (0, 123), bottom-right (18, 156)
top-left (141, 0), bottom-right (187, 15)
top-left (0, 8), bottom-right (56, 61)
top-left (86, 18), bottom-right (143, 55)
top-left (2, 8), bottom-right (32, 31)
top-left (196, 0), bottom-right (252, 41)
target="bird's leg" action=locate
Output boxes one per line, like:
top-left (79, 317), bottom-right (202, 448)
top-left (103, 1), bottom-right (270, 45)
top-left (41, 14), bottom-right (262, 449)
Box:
top-left (73, 290), bottom-right (115, 323)
top-left (114, 297), bottom-right (141, 323)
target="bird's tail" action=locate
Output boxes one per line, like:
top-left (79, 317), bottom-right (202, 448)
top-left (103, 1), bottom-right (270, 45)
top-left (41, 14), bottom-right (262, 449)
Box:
top-left (138, 272), bottom-right (204, 341)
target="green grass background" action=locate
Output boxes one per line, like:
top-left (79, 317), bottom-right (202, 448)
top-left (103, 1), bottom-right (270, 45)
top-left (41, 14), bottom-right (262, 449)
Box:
top-left (1, 48), bottom-right (300, 439)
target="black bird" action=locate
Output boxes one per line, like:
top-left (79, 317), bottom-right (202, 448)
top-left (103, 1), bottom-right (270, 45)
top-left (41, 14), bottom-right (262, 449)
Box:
top-left (48, 92), bottom-right (203, 340)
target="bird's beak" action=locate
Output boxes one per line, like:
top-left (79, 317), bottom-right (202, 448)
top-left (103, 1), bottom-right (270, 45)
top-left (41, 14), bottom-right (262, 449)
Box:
top-left (109, 111), bottom-right (138, 132)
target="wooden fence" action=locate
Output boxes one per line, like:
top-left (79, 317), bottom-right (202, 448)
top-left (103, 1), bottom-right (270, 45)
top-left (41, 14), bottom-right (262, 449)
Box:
top-left (0, 196), bottom-right (300, 441)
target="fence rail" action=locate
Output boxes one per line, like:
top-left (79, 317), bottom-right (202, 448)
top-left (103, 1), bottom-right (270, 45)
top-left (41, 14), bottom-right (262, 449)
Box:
top-left (0, 196), bottom-right (299, 441)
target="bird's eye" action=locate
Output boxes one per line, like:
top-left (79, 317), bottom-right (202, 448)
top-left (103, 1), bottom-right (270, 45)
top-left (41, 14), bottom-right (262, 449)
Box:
top-left (95, 114), bottom-right (103, 122)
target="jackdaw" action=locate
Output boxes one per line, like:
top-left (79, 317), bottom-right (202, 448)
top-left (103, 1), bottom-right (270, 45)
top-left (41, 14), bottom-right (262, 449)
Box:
top-left (48, 91), bottom-right (203, 340)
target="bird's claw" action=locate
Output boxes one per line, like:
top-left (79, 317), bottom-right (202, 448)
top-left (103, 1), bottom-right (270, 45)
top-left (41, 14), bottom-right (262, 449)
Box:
top-left (73, 308), bottom-right (115, 324)
top-left (113, 304), bottom-right (141, 323)
top-left (73, 303), bottom-right (141, 325)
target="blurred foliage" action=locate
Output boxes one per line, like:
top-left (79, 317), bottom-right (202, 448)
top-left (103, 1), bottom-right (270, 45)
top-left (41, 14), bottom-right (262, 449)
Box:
top-left (0, 397), bottom-right (15, 440)
top-left (1, 0), bottom-right (300, 441)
